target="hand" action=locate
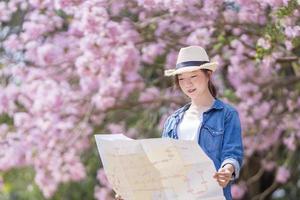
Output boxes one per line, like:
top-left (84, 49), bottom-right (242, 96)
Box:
top-left (115, 194), bottom-right (124, 200)
top-left (213, 164), bottom-right (234, 188)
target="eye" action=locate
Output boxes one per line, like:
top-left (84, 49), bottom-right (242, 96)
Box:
top-left (191, 75), bottom-right (197, 78)
top-left (178, 78), bottom-right (184, 81)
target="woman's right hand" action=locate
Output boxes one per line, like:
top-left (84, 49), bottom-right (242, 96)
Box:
top-left (115, 194), bottom-right (124, 200)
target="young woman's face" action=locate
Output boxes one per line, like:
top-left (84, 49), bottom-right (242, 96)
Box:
top-left (177, 70), bottom-right (210, 100)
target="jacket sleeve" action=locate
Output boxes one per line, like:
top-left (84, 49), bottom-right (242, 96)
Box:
top-left (220, 110), bottom-right (244, 180)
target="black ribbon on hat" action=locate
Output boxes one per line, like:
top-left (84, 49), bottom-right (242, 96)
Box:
top-left (176, 61), bottom-right (209, 69)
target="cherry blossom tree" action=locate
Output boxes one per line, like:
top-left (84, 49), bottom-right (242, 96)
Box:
top-left (0, 0), bottom-right (299, 199)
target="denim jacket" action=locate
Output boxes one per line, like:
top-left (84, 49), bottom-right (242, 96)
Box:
top-left (162, 98), bottom-right (244, 200)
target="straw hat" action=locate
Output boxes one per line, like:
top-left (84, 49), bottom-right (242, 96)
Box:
top-left (164, 46), bottom-right (218, 76)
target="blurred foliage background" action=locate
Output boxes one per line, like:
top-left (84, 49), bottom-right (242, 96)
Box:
top-left (1, 0), bottom-right (300, 200)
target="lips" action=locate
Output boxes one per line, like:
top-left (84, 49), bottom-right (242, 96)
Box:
top-left (187, 88), bottom-right (196, 93)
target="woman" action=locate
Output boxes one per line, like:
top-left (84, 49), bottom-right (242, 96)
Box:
top-left (116, 46), bottom-right (243, 200)
top-left (162, 46), bottom-right (243, 200)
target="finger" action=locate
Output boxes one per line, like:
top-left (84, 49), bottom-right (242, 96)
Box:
top-left (213, 173), bottom-right (218, 179)
top-left (215, 174), bottom-right (230, 181)
top-left (216, 170), bottom-right (231, 175)
top-left (217, 180), bottom-right (227, 188)
top-left (215, 173), bottom-right (231, 188)
top-left (215, 176), bottom-right (223, 186)
top-left (216, 176), bottom-right (230, 184)
top-left (219, 178), bottom-right (230, 187)
top-left (218, 168), bottom-right (231, 175)
top-left (217, 180), bottom-right (226, 188)
top-left (218, 177), bottom-right (227, 183)
top-left (214, 176), bottom-right (228, 185)
top-left (219, 176), bottom-right (230, 183)
top-left (215, 172), bottom-right (231, 178)
top-left (115, 194), bottom-right (123, 200)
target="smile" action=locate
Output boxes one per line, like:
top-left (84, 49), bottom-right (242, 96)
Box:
top-left (188, 89), bottom-right (196, 93)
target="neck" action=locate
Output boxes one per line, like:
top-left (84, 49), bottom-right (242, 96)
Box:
top-left (191, 92), bottom-right (215, 108)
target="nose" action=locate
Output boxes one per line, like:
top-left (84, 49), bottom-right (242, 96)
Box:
top-left (182, 78), bottom-right (193, 87)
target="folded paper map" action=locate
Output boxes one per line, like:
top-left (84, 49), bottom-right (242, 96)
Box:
top-left (95, 134), bottom-right (225, 200)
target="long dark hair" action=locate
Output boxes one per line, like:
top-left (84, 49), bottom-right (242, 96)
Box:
top-left (174, 69), bottom-right (217, 98)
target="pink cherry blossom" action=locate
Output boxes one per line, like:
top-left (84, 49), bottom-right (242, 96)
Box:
top-left (94, 186), bottom-right (113, 200)
top-left (261, 160), bottom-right (276, 171)
top-left (283, 133), bottom-right (296, 151)
top-left (97, 168), bottom-right (111, 188)
top-left (284, 25), bottom-right (300, 38)
top-left (231, 183), bottom-right (246, 199)
top-left (139, 87), bottom-right (160, 103)
top-left (36, 43), bottom-right (64, 66)
top-left (107, 123), bottom-right (125, 134)
top-left (257, 38), bottom-right (271, 49)
top-left (276, 166), bottom-right (290, 184)
top-left (141, 43), bottom-right (166, 64)
top-left (0, 1), bottom-right (299, 199)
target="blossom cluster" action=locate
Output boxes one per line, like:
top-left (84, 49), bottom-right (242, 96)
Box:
top-left (0, 0), bottom-right (299, 199)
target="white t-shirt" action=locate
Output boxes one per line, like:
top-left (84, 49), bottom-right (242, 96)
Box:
top-left (177, 103), bottom-right (211, 142)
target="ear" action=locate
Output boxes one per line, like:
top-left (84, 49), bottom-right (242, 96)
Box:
top-left (206, 70), bottom-right (212, 79)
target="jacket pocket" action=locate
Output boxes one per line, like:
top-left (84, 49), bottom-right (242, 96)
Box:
top-left (201, 125), bottom-right (224, 153)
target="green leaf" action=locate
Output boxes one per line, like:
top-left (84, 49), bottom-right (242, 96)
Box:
top-left (276, 0), bottom-right (299, 18)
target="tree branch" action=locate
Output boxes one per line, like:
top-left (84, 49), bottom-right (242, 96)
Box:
top-left (262, 75), bottom-right (300, 90)
top-left (105, 97), bottom-right (184, 112)
top-left (253, 181), bottom-right (279, 200)
top-left (246, 167), bottom-right (265, 186)
top-left (276, 56), bottom-right (299, 63)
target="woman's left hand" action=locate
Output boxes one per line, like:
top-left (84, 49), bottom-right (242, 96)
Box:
top-left (213, 164), bottom-right (234, 188)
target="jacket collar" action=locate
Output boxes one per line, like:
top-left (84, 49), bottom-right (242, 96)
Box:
top-left (172, 98), bottom-right (224, 119)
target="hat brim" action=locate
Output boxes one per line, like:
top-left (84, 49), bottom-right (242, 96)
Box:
top-left (164, 62), bottom-right (218, 76)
